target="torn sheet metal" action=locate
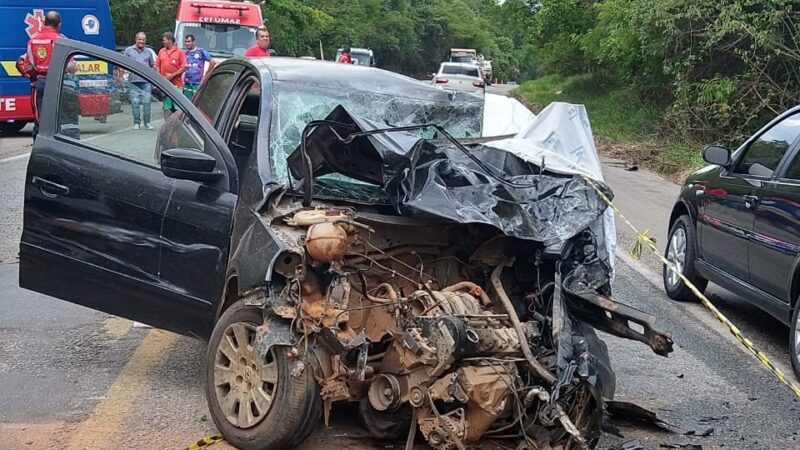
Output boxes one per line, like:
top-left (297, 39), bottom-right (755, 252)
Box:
top-left (485, 102), bottom-right (616, 269)
top-left (287, 105), bottom-right (614, 245)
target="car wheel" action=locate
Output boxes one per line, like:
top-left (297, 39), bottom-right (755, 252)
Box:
top-left (791, 302), bottom-right (800, 380)
top-left (205, 301), bottom-right (321, 450)
top-left (663, 215), bottom-right (708, 300)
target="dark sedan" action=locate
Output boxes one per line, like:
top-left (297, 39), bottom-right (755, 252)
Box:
top-left (665, 107), bottom-right (800, 378)
top-left (21, 38), bottom-right (671, 450)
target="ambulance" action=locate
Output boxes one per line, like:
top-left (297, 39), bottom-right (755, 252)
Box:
top-left (0, 0), bottom-right (116, 134)
top-left (174, 1), bottom-right (264, 59)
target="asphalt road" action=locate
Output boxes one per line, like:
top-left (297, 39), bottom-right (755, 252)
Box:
top-left (2, 92), bottom-right (800, 450)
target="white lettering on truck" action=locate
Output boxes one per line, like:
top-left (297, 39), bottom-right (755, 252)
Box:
top-left (198, 16), bottom-right (241, 24)
top-left (0, 98), bottom-right (17, 112)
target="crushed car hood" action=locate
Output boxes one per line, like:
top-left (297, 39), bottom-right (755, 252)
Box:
top-left (287, 102), bottom-right (615, 247)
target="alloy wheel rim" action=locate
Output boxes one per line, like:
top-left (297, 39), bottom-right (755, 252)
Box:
top-left (795, 312), bottom-right (800, 363)
top-left (666, 227), bottom-right (687, 288)
top-left (213, 322), bottom-right (277, 428)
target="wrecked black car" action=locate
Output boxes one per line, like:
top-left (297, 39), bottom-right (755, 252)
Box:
top-left (19, 39), bottom-right (672, 450)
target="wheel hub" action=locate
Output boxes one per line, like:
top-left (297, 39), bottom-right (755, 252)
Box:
top-left (213, 322), bottom-right (278, 429)
top-left (667, 227), bottom-right (687, 288)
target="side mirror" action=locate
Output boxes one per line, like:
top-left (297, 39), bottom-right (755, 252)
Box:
top-left (702, 145), bottom-right (732, 167)
top-left (160, 148), bottom-right (221, 182)
top-left (268, 48), bottom-right (277, 57)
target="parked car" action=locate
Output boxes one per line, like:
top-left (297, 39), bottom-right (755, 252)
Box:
top-left (664, 107), bottom-right (800, 378)
top-left (432, 62), bottom-right (485, 93)
top-left (22, 38), bottom-right (671, 450)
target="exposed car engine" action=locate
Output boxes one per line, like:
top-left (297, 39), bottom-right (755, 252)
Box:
top-left (243, 206), bottom-right (673, 450)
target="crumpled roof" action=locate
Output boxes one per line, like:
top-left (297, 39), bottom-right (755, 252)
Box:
top-left (287, 104), bottom-right (613, 245)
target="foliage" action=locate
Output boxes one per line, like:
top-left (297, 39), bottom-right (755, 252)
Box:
top-left (564, 0), bottom-right (800, 143)
top-left (110, 0), bottom-right (179, 46)
top-left (109, 0), bottom-right (540, 81)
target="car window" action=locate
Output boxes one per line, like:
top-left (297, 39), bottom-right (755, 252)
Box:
top-left (194, 72), bottom-right (237, 122)
top-left (441, 65), bottom-right (479, 77)
top-left (56, 53), bottom-right (204, 166)
top-left (782, 151), bottom-right (800, 180)
top-left (734, 114), bottom-right (800, 178)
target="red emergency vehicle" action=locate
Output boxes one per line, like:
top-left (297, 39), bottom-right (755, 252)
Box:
top-left (174, 1), bottom-right (263, 58)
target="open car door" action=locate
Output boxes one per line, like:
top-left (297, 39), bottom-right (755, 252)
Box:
top-left (19, 39), bottom-right (239, 337)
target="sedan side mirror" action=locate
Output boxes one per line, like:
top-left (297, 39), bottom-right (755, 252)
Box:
top-left (703, 145), bottom-right (732, 167)
top-left (160, 148), bottom-right (221, 182)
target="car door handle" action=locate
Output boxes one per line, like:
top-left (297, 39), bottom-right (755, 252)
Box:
top-left (32, 176), bottom-right (70, 197)
top-left (743, 194), bottom-right (759, 209)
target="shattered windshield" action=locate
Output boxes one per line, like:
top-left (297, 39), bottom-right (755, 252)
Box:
top-left (270, 81), bottom-right (483, 200)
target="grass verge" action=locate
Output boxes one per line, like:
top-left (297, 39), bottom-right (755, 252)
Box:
top-left (513, 74), bottom-right (705, 179)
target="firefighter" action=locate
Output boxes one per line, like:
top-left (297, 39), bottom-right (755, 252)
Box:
top-left (26, 11), bottom-right (67, 141)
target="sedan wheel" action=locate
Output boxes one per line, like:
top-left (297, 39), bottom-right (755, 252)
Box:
top-left (663, 215), bottom-right (707, 301)
top-left (213, 322), bottom-right (277, 428)
top-left (205, 301), bottom-right (321, 450)
top-left (791, 303), bottom-right (800, 380)
top-left (665, 227), bottom-right (686, 289)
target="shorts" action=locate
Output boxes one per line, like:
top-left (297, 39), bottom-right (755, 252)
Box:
top-left (183, 83), bottom-right (200, 99)
top-left (162, 96), bottom-right (176, 111)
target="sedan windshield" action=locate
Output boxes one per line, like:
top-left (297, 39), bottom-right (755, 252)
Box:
top-left (269, 81), bottom-right (483, 200)
top-left (175, 22), bottom-right (257, 57)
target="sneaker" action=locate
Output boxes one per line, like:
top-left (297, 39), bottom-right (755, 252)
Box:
top-left (133, 124), bottom-right (140, 130)
top-left (143, 123), bottom-right (154, 130)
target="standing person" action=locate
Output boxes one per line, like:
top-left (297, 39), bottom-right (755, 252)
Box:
top-left (337, 47), bottom-right (352, 64)
top-left (123, 32), bottom-right (155, 130)
top-left (244, 28), bottom-right (271, 57)
top-left (182, 34), bottom-right (215, 99)
top-left (155, 32), bottom-right (187, 121)
top-left (25, 11), bottom-right (66, 141)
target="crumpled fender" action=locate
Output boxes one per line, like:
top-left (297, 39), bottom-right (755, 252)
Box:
top-left (255, 314), bottom-right (295, 356)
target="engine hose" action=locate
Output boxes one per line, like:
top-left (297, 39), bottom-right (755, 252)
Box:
top-left (491, 261), bottom-right (557, 385)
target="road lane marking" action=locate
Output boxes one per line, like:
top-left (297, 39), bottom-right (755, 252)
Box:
top-left (104, 317), bottom-right (133, 338)
top-left (65, 329), bottom-right (177, 450)
top-left (0, 152), bottom-right (30, 164)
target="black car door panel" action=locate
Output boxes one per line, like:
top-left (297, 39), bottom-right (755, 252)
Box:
top-left (699, 112), bottom-right (800, 286)
top-left (19, 39), bottom-right (238, 337)
top-left (750, 151), bottom-right (800, 303)
top-left (697, 175), bottom-right (760, 282)
top-left (159, 181), bottom-right (238, 308)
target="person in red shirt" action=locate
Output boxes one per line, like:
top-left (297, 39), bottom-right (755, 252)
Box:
top-left (26, 10), bottom-right (67, 141)
top-left (155, 32), bottom-right (187, 121)
top-left (244, 28), bottom-right (271, 58)
top-left (338, 47), bottom-right (352, 64)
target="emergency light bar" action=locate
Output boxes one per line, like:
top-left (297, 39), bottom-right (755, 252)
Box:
top-left (190, 2), bottom-right (249, 15)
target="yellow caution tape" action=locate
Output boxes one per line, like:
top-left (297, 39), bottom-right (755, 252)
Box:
top-left (582, 175), bottom-right (800, 399)
top-left (182, 435), bottom-right (223, 450)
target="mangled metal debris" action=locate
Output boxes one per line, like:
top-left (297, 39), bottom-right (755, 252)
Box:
top-left (240, 103), bottom-right (672, 450)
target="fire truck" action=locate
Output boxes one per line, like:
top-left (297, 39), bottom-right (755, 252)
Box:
top-left (0, 0), bottom-right (116, 134)
top-left (174, 1), bottom-right (264, 59)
